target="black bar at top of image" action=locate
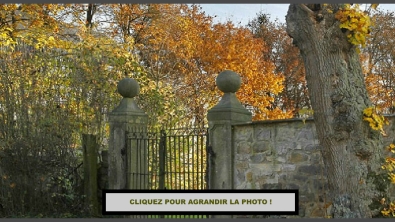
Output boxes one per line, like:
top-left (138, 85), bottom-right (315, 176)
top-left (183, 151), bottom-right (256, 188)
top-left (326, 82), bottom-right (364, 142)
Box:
top-left (102, 189), bottom-right (299, 215)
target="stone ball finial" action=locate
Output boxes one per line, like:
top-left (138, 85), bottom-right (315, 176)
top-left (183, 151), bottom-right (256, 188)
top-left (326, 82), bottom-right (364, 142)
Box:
top-left (117, 78), bottom-right (140, 98)
top-left (216, 70), bottom-right (241, 93)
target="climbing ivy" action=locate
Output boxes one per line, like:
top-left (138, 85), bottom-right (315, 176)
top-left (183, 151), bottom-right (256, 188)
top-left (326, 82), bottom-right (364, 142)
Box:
top-left (298, 107), bottom-right (314, 124)
top-left (362, 106), bottom-right (388, 135)
top-left (380, 143), bottom-right (395, 217)
top-left (362, 105), bottom-right (395, 217)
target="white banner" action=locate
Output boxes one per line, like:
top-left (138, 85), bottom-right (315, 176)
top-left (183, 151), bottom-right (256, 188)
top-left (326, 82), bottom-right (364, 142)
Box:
top-left (104, 191), bottom-right (297, 214)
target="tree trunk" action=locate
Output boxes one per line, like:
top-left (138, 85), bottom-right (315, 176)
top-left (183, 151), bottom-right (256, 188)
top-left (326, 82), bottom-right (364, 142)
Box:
top-left (286, 4), bottom-right (387, 218)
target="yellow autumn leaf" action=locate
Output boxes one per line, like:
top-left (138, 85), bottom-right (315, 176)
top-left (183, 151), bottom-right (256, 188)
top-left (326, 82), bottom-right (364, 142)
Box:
top-left (381, 209), bottom-right (390, 216)
top-left (371, 4), bottom-right (379, 10)
top-left (340, 22), bottom-right (351, 30)
top-left (350, 23), bottom-right (358, 30)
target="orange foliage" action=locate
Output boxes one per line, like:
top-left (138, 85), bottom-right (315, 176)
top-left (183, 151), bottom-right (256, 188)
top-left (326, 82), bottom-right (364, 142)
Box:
top-left (1, 4), bottom-right (292, 124)
top-left (207, 22), bottom-right (286, 120)
top-left (361, 10), bottom-right (395, 114)
top-left (247, 13), bottom-right (308, 118)
top-left (112, 4), bottom-right (289, 121)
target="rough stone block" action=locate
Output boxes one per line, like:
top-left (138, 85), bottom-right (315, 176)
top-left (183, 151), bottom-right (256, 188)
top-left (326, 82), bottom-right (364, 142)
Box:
top-left (245, 171), bottom-right (253, 182)
top-left (286, 183), bottom-right (299, 189)
top-left (250, 153), bottom-right (265, 163)
top-left (250, 163), bottom-right (282, 176)
top-left (288, 152), bottom-right (309, 163)
top-left (313, 179), bottom-right (328, 190)
top-left (235, 154), bottom-right (250, 161)
top-left (261, 183), bottom-right (282, 189)
top-left (298, 165), bottom-right (321, 175)
top-left (255, 127), bottom-right (272, 141)
top-left (299, 193), bottom-right (316, 203)
top-left (318, 194), bottom-right (328, 203)
top-left (235, 162), bottom-right (249, 170)
top-left (305, 144), bottom-right (322, 151)
top-left (276, 156), bottom-right (286, 163)
top-left (266, 155), bottom-right (286, 163)
top-left (275, 125), bottom-right (296, 141)
top-left (234, 127), bottom-right (253, 141)
top-left (252, 141), bottom-right (272, 153)
top-left (265, 177), bottom-right (279, 184)
top-left (235, 172), bottom-right (245, 184)
top-left (296, 128), bottom-right (314, 141)
top-left (310, 152), bottom-right (323, 164)
top-left (236, 182), bottom-right (247, 189)
top-left (310, 207), bottom-right (325, 218)
top-left (282, 164), bottom-right (296, 171)
top-left (273, 142), bottom-right (292, 155)
top-left (298, 205), bottom-right (306, 217)
top-left (236, 141), bottom-right (251, 154)
top-left (293, 174), bottom-right (308, 182)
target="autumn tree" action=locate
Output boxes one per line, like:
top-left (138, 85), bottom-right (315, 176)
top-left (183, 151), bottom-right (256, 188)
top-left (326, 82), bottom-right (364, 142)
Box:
top-left (207, 21), bottom-right (290, 120)
top-left (247, 13), bottom-right (310, 117)
top-left (0, 4), bottom-right (86, 216)
top-left (109, 4), bottom-right (188, 128)
top-left (286, 4), bottom-right (388, 218)
top-left (0, 3), bottom-right (148, 216)
top-left (117, 4), bottom-right (289, 122)
top-left (361, 10), bottom-right (395, 114)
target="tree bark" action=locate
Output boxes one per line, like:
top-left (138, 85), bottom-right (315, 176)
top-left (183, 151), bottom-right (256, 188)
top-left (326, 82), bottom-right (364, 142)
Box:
top-left (286, 4), bottom-right (387, 218)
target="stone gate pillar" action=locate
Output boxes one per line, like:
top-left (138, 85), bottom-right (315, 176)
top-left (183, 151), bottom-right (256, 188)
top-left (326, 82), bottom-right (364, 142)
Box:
top-left (207, 70), bottom-right (252, 218)
top-left (108, 78), bottom-right (148, 190)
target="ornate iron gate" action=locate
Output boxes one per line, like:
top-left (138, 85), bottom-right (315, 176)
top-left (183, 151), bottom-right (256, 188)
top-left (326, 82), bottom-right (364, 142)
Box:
top-left (127, 127), bottom-right (209, 218)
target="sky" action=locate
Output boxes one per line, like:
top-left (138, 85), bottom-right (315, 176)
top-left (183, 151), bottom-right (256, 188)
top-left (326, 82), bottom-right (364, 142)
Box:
top-left (199, 4), bottom-right (289, 25)
top-left (199, 4), bottom-right (395, 26)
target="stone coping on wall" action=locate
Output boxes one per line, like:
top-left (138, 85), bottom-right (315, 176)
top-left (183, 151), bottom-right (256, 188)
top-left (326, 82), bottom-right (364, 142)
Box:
top-left (231, 114), bottom-right (395, 127)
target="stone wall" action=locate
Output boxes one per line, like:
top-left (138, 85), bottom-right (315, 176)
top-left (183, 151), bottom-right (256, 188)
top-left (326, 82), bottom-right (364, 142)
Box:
top-left (233, 116), bottom-right (395, 218)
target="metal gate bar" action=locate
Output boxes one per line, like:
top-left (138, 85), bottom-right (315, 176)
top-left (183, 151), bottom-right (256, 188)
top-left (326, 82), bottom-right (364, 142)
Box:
top-left (127, 127), bottom-right (209, 218)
